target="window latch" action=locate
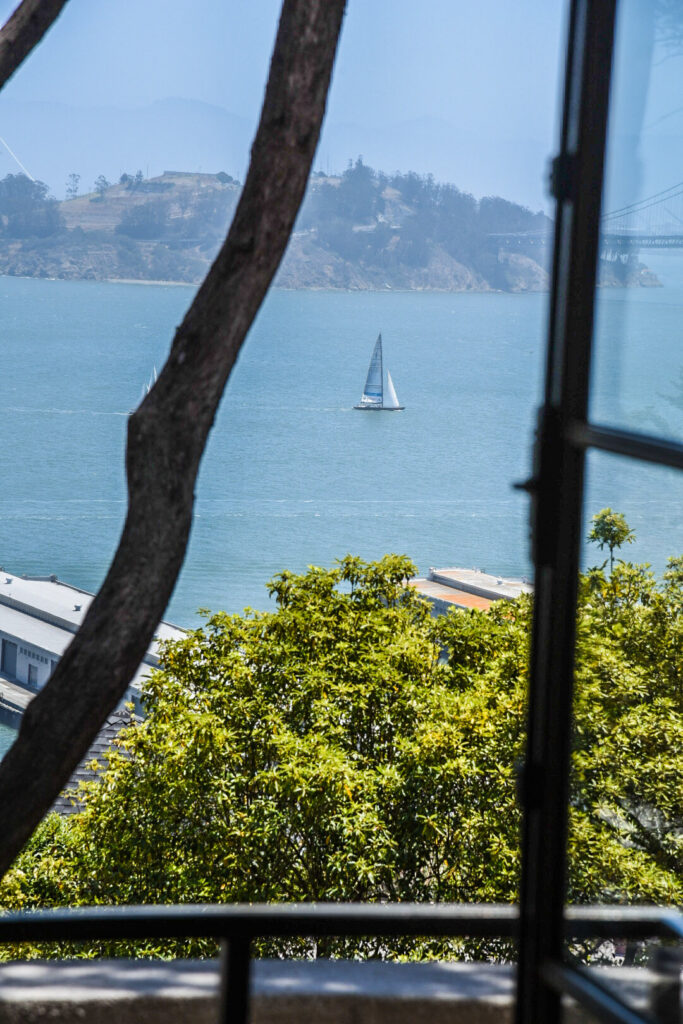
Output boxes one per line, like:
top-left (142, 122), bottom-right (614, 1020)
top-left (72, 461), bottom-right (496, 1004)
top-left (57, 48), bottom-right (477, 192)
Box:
top-left (549, 152), bottom-right (577, 203)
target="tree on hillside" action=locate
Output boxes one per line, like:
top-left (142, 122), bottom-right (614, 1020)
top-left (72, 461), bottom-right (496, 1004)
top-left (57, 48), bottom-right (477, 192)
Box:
top-left (115, 200), bottom-right (169, 240)
top-left (0, 0), bottom-right (348, 879)
top-left (434, 183), bottom-right (480, 262)
top-left (174, 188), bottom-right (237, 241)
top-left (65, 172), bottom-right (80, 200)
top-left (0, 173), bottom-right (63, 237)
top-left (338, 157), bottom-right (381, 221)
top-left (92, 174), bottom-right (110, 201)
top-left (478, 196), bottom-right (543, 235)
top-left (310, 157), bottom-right (382, 228)
top-left (3, 544), bottom-right (680, 959)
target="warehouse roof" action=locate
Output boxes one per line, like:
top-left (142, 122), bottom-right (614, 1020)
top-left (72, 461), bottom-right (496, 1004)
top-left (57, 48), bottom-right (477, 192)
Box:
top-left (0, 570), bottom-right (185, 665)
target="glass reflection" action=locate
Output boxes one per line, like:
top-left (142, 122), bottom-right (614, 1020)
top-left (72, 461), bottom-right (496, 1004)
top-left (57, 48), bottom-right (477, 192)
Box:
top-left (592, 0), bottom-right (683, 443)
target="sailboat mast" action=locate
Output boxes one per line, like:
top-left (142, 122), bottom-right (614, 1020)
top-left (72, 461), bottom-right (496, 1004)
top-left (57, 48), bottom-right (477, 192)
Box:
top-left (378, 332), bottom-right (384, 406)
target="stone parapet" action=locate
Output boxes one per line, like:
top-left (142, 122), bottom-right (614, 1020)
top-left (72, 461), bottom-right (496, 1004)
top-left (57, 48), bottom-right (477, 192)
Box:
top-left (0, 959), bottom-right (667, 1024)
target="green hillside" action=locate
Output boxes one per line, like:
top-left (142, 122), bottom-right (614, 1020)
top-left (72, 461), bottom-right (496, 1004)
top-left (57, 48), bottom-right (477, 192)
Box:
top-left (0, 163), bottom-right (655, 290)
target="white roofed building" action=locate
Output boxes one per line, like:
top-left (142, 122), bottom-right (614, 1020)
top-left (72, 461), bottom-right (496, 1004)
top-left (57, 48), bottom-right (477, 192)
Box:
top-left (410, 567), bottom-right (533, 616)
top-left (0, 570), bottom-right (185, 707)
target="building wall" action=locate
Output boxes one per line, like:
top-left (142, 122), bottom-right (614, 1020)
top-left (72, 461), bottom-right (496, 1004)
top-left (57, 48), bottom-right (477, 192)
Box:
top-left (0, 632), bottom-right (57, 690)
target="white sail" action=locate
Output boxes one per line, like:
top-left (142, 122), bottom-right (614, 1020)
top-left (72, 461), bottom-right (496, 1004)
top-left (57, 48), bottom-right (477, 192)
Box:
top-left (384, 370), bottom-right (401, 410)
top-left (358, 334), bottom-right (383, 407)
top-left (354, 333), bottom-right (404, 411)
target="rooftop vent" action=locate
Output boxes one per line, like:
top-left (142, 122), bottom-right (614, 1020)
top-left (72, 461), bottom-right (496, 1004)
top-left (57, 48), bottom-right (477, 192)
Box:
top-left (5, 577), bottom-right (12, 584)
top-left (74, 604), bottom-right (81, 612)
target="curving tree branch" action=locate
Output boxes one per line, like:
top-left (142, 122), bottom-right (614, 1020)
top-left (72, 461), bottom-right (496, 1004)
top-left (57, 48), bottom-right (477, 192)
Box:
top-left (0, 0), bottom-right (347, 878)
top-left (0, 0), bottom-right (70, 91)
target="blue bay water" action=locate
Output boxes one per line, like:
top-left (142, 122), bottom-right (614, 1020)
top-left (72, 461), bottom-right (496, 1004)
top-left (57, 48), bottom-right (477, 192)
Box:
top-left (0, 722), bottom-right (14, 757)
top-left (0, 263), bottom-right (681, 633)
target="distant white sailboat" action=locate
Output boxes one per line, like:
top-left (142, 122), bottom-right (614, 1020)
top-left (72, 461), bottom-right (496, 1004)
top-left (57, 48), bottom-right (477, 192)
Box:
top-left (354, 333), bottom-right (404, 411)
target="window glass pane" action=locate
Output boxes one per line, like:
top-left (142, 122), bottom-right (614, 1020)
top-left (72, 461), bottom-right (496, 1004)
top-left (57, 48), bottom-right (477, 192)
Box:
top-left (566, 449), bottom-right (683, 970)
top-left (591, 0), bottom-right (683, 443)
top-left (0, 3), bottom-right (566, 627)
top-left (0, 0), bottom-right (569, 954)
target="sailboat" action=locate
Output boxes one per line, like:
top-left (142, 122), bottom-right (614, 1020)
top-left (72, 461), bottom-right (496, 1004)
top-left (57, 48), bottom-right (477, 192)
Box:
top-left (354, 333), bottom-right (404, 411)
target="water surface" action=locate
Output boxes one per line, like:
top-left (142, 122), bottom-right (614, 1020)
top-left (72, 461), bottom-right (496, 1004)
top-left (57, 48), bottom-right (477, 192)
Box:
top-left (1, 271), bottom-right (680, 625)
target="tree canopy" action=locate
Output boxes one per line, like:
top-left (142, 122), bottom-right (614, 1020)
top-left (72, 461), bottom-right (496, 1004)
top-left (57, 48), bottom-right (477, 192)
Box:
top-left (298, 159), bottom-right (548, 273)
top-left (0, 0), bottom-right (348, 878)
top-left (0, 173), bottom-right (63, 237)
top-left (2, 538), bottom-right (681, 960)
top-left (588, 507), bottom-right (635, 571)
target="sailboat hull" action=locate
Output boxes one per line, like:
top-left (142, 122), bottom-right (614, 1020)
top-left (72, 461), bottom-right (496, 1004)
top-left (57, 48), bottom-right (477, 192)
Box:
top-left (353, 404), bottom-right (405, 411)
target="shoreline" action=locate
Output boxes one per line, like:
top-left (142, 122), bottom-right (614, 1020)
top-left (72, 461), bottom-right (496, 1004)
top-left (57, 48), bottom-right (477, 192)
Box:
top-left (0, 275), bottom-right (657, 294)
top-left (0, 272), bottom-right (660, 293)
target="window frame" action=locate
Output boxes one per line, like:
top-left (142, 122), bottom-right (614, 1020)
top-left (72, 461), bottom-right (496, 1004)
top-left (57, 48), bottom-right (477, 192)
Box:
top-left (515, 1), bottom-right (683, 1021)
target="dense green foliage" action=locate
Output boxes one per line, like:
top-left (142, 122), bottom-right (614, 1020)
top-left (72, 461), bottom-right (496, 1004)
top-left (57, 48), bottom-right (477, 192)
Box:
top-left (115, 200), bottom-right (171, 240)
top-left (0, 174), bottom-right (63, 238)
top-left (0, 163), bottom-right (551, 286)
top-left (1, 535), bottom-right (681, 959)
top-left (301, 159), bottom-right (548, 272)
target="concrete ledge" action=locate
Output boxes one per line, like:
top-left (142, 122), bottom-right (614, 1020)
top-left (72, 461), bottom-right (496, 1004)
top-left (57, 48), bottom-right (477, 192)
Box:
top-left (0, 959), bottom-right (664, 1024)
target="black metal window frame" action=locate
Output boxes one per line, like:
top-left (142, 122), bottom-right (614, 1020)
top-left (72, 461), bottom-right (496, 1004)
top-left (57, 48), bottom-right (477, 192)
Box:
top-left (0, 3), bottom-right (681, 1024)
top-left (516, 0), bottom-right (683, 1021)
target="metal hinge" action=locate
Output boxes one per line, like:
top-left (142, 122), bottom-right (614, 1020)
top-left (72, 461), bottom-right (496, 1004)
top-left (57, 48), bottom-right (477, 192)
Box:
top-left (549, 152), bottom-right (577, 202)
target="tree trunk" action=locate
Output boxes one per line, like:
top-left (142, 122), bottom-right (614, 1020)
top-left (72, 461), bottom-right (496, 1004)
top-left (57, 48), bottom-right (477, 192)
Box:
top-left (0, 0), bottom-right (347, 879)
top-left (0, 0), bottom-right (70, 92)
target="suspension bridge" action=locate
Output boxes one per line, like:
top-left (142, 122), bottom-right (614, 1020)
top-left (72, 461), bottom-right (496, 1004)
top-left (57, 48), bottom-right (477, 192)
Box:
top-left (489, 179), bottom-right (683, 254)
top-left (601, 180), bottom-right (683, 252)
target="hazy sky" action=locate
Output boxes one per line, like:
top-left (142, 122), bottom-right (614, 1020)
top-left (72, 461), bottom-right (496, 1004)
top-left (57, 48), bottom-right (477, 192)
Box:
top-left (0, 1), bottom-right (565, 125)
top-left (0, 0), bottom-right (569, 207)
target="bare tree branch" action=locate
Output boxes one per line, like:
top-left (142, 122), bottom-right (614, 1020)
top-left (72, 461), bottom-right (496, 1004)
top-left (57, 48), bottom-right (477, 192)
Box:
top-left (0, 0), bottom-right (346, 878)
top-left (0, 0), bottom-right (69, 91)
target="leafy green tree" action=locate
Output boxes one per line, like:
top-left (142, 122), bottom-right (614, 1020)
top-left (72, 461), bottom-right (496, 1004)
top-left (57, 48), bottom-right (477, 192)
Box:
top-left (115, 201), bottom-right (169, 240)
top-left (588, 507), bottom-right (635, 571)
top-left (2, 545), bottom-right (680, 960)
top-left (93, 175), bottom-right (110, 201)
top-left (174, 190), bottom-right (236, 241)
top-left (65, 173), bottom-right (80, 201)
top-left (0, 173), bottom-right (63, 237)
top-left (477, 196), bottom-right (545, 235)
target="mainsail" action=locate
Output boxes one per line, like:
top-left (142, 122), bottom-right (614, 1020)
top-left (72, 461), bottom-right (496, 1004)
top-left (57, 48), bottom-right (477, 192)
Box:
top-left (358, 334), bottom-right (383, 407)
